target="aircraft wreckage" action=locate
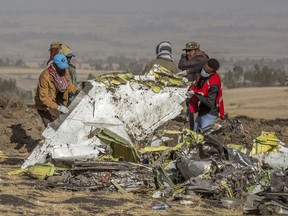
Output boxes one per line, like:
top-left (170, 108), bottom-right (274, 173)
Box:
top-left (22, 65), bottom-right (189, 168)
top-left (20, 65), bottom-right (288, 214)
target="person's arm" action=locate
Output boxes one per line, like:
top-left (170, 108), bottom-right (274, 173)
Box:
top-left (195, 85), bottom-right (219, 108)
top-left (38, 76), bottom-right (58, 110)
top-left (178, 55), bottom-right (208, 74)
top-left (178, 53), bottom-right (188, 70)
top-left (67, 79), bottom-right (77, 94)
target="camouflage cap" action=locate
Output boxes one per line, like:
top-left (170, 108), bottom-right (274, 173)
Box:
top-left (58, 44), bottom-right (75, 57)
top-left (182, 41), bottom-right (200, 51)
top-left (49, 41), bottom-right (62, 50)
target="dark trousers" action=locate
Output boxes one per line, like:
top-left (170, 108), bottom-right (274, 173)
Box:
top-left (186, 98), bottom-right (194, 130)
top-left (189, 112), bottom-right (194, 130)
top-left (37, 109), bottom-right (60, 127)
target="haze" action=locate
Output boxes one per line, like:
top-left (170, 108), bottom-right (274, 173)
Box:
top-left (0, 0), bottom-right (287, 63)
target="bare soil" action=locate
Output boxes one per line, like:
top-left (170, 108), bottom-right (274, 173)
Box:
top-left (0, 88), bottom-right (287, 215)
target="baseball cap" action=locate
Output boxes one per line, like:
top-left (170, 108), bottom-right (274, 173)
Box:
top-left (182, 41), bottom-right (200, 51)
top-left (49, 41), bottom-right (62, 51)
top-left (53, 54), bottom-right (69, 69)
top-left (58, 44), bottom-right (75, 57)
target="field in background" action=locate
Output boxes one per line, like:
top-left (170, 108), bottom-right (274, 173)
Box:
top-left (0, 66), bottom-right (106, 91)
top-left (1, 67), bottom-right (287, 119)
top-left (223, 86), bottom-right (288, 119)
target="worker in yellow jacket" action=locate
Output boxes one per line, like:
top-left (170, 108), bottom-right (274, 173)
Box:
top-left (35, 53), bottom-right (77, 127)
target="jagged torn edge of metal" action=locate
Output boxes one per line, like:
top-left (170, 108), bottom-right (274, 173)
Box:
top-left (22, 79), bottom-right (188, 168)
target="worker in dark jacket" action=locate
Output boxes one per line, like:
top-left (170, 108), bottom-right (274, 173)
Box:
top-left (177, 41), bottom-right (209, 130)
top-left (177, 41), bottom-right (209, 82)
top-left (142, 41), bottom-right (179, 74)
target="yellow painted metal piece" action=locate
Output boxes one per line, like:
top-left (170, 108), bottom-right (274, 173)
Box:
top-left (250, 131), bottom-right (280, 155)
top-left (227, 144), bottom-right (247, 153)
top-left (26, 162), bottom-right (56, 180)
top-left (8, 168), bottom-right (28, 176)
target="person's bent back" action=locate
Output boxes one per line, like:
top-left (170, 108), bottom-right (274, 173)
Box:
top-left (35, 54), bottom-right (77, 127)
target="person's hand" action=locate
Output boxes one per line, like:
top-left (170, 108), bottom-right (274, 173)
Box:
top-left (182, 77), bottom-right (188, 82)
top-left (197, 92), bottom-right (204, 96)
top-left (57, 105), bottom-right (69, 114)
top-left (176, 70), bottom-right (188, 76)
top-left (186, 90), bottom-right (195, 98)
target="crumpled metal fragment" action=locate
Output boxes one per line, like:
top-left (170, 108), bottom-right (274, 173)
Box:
top-left (271, 169), bottom-right (288, 192)
top-left (176, 156), bottom-right (212, 180)
top-left (48, 161), bottom-right (155, 192)
top-left (225, 147), bottom-right (256, 169)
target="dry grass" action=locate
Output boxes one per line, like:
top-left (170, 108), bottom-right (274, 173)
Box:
top-left (223, 86), bottom-right (288, 119)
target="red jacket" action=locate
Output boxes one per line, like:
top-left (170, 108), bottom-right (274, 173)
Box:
top-left (188, 72), bottom-right (225, 120)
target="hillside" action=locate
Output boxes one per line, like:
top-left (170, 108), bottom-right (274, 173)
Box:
top-left (0, 0), bottom-right (288, 63)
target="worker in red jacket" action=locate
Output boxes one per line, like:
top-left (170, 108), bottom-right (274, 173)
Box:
top-left (186, 58), bottom-right (224, 132)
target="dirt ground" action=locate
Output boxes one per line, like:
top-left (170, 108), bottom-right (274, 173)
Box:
top-left (223, 86), bottom-right (288, 119)
top-left (0, 89), bottom-right (287, 215)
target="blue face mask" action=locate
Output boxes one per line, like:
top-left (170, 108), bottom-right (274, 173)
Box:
top-left (201, 68), bottom-right (210, 78)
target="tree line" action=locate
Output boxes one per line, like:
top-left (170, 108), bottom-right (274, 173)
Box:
top-left (223, 64), bottom-right (287, 88)
top-left (0, 57), bottom-right (287, 101)
top-left (86, 56), bottom-right (149, 75)
top-left (86, 56), bottom-right (288, 87)
top-left (0, 57), bottom-right (27, 67)
top-left (0, 78), bottom-right (32, 100)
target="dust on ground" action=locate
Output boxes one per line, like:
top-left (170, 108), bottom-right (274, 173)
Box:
top-left (0, 95), bottom-right (287, 215)
top-left (0, 96), bottom-right (44, 156)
